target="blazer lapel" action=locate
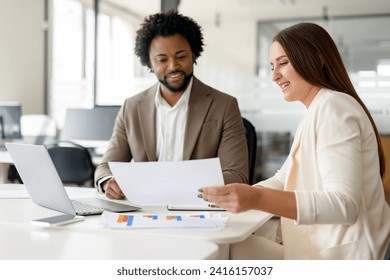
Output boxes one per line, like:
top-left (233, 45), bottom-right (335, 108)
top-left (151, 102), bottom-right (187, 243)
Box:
top-left (137, 85), bottom-right (157, 161)
top-left (183, 78), bottom-right (213, 160)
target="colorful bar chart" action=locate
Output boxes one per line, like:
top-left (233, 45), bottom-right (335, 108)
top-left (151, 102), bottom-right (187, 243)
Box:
top-left (117, 214), bottom-right (134, 226)
top-left (166, 215), bottom-right (182, 221)
top-left (143, 215), bottom-right (158, 220)
top-left (101, 212), bottom-right (224, 229)
top-left (190, 215), bottom-right (205, 219)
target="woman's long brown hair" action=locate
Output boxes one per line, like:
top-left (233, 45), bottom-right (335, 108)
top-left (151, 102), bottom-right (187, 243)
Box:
top-left (273, 22), bottom-right (385, 179)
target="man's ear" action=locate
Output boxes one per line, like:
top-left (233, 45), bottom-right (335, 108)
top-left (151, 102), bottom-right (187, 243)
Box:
top-left (193, 53), bottom-right (197, 65)
top-left (148, 62), bottom-right (154, 73)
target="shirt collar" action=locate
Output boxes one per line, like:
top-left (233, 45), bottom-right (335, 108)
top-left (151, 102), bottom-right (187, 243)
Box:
top-left (155, 77), bottom-right (193, 109)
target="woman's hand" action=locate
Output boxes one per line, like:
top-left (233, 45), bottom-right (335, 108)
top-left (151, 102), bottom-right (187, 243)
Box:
top-left (199, 183), bottom-right (260, 213)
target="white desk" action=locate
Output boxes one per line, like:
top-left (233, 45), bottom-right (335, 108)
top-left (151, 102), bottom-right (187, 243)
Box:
top-left (0, 223), bottom-right (218, 260)
top-left (0, 184), bottom-right (272, 259)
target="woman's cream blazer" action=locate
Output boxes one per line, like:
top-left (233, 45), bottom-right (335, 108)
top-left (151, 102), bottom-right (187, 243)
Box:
top-left (258, 88), bottom-right (390, 259)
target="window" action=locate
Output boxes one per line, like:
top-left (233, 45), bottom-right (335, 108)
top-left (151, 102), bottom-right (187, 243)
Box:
top-left (95, 1), bottom-right (155, 105)
top-left (51, 0), bottom-right (94, 127)
top-left (50, 0), bottom-right (154, 128)
top-left (95, 13), bottom-right (136, 105)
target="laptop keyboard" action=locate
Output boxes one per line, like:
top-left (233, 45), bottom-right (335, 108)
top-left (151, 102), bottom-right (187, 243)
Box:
top-left (71, 200), bottom-right (103, 213)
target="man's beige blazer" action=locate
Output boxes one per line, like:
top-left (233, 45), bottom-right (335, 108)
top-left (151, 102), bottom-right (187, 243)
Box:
top-left (95, 77), bottom-right (248, 186)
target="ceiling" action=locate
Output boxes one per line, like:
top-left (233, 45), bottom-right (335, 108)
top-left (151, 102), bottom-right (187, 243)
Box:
top-left (103, 0), bottom-right (390, 21)
top-left (101, 0), bottom-right (390, 72)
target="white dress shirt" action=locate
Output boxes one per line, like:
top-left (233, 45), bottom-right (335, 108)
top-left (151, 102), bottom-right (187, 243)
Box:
top-left (155, 78), bottom-right (192, 161)
top-left (96, 79), bottom-right (193, 192)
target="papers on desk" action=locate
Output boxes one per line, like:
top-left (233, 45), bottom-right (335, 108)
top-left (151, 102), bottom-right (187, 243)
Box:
top-left (100, 211), bottom-right (228, 230)
top-left (108, 158), bottom-right (224, 207)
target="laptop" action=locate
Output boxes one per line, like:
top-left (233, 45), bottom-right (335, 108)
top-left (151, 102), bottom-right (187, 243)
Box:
top-left (5, 142), bottom-right (140, 216)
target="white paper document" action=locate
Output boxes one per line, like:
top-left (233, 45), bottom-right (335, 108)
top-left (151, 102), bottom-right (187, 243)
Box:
top-left (108, 158), bottom-right (224, 207)
top-left (99, 211), bottom-right (228, 230)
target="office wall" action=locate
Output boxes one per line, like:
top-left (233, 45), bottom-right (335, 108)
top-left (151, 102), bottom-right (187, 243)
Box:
top-left (180, 12), bottom-right (258, 96)
top-left (0, 0), bottom-right (45, 114)
top-left (195, 17), bottom-right (258, 82)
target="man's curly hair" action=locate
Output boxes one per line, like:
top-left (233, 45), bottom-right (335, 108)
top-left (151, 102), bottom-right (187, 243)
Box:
top-left (134, 10), bottom-right (204, 71)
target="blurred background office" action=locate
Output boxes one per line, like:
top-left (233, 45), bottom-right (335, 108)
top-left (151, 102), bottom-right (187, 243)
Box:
top-left (0, 0), bottom-right (389, 185)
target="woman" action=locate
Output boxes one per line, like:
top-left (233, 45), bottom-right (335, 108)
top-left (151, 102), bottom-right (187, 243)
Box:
top-left (199, 22), bottom-right (390, 260)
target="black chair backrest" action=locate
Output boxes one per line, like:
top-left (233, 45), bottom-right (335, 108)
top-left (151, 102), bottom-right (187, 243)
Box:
top-left (243, 118), bottom-right (257, 185)
top-left (385, 240), bottom-right (390, 260)
top-left (45, 141), bottom-right (95, 186)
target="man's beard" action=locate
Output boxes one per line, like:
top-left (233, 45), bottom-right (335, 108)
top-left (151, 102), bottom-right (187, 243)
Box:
top-left (159, 71), bottom-right (193, 93)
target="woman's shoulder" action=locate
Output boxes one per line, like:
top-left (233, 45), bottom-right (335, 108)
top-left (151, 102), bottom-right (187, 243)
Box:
top-left (309, 89), bottom-right (371, 133)
top-left (317, 88), bottom-right (356, 102)
top-left (315, 88), bottom-right (363, 114)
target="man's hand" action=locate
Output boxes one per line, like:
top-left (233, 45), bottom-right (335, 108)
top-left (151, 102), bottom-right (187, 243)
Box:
top-left (103, 178), bottom-right (125, 199)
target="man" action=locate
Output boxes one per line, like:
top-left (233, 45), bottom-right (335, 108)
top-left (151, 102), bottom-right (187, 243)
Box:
top-left (95, 10), bottom-right (248, 199)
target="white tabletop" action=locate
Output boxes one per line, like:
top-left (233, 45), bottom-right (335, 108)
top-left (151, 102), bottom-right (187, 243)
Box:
top-left (0, 184), bottom-right (272, 244)
top-left (0, 184), bottom-right (272, 259)
top-left (0, 223), bottom-right (218, 260)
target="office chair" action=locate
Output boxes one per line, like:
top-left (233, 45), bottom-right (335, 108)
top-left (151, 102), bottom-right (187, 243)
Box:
top-left (243, 118), bottom-right (257, 185)
top-left (385, 241), bottom-right (390, 260)
top-left (7, 165), bottom-right (23, 183)
top-left (45, 140), bottom-right (95, 187)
